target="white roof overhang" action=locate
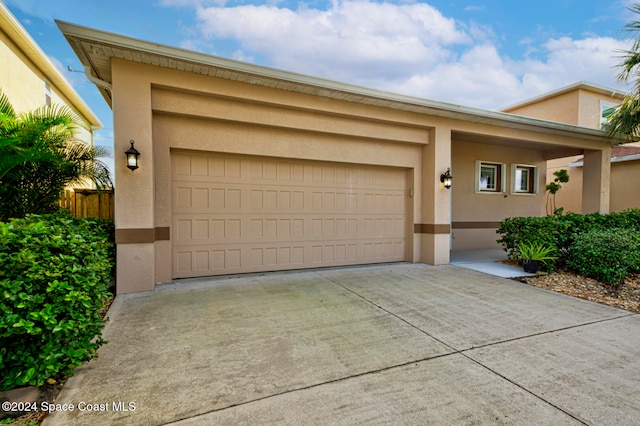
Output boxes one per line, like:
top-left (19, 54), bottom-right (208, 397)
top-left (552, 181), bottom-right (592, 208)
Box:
top-left (0, 5), bottom-right (101, 128)
top-left (56, 20), bottom-right (620, 145)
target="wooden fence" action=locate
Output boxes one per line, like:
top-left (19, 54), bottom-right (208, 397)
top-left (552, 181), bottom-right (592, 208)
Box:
top-left (59, 189), bottom-right (114, 220)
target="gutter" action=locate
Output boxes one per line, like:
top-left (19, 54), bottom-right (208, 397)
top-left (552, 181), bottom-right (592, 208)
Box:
top-left (84, 65), bottom-right (112, 91)
top-left (1, 4), bottom-right (102, 128)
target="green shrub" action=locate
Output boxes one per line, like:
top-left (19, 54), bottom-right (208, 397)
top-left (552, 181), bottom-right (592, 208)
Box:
top-left (497, 209), bottom-right (640, 261)
top-left (0, 213), bottom-right (113, 390)
top-left (516, 241), bottom-right (558, 262)
top-left (566, 228), bottom-right (640, 286)
top-left (496, 215), bottom-right (569, 265)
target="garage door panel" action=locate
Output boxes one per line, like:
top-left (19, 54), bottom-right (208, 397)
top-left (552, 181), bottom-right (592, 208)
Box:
top-left (174, 215), bottom-right (403, 244)
top-left (176, 238), bottom-right (403, 275)
top-left (172, 152), bottom-right (407, 278)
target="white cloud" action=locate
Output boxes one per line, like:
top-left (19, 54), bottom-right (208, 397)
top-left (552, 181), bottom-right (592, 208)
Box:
top-left (159, 0), bottom-right (227, 7)
top-left (178, 0), bottom-right (632, 109)
top-left (194, 1), bottom-right (471, 82)
top-left (510, 36), bottom-right (632, 94)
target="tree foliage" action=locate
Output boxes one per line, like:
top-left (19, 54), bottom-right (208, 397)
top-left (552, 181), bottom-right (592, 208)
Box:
top-left (0, 91), bottom-right (112, 221)
top-left (605, 3), bottom-right (640, 139)
top-left (545, 169), bottom-right (569, 215)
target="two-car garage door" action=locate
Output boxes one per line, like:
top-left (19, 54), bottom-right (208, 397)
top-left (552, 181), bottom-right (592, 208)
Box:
top-left (172, 151), bottom-right (407, 278)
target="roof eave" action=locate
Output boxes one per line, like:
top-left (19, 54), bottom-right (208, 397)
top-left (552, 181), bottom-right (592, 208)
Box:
top-left (56, 20), bottom-right (616, 143)
top-left (501, 81), bottom-right (627, 113)
top-left (1, 5), bottom-right (102, 128)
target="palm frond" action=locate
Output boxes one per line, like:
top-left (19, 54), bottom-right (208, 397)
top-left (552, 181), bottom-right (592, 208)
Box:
top-left (0, 137), bottom-right (62, 180)
top-left (607, 5), bottom-right (640, 140)
top-left (604, 94), bottom-right (640, 138)
top-left (59, 140), bottom-right (113, 189)
top-left (0, 90), bottom-right (16, 119)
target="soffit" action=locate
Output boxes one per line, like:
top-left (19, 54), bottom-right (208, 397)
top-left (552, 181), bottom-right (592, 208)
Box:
top-left (57, 20), bottom-right (620, 144)
top-left (452, 131), bottom-right (585, 160)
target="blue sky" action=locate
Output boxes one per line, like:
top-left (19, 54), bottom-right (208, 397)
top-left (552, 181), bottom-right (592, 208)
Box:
top-left (3, 0), bottom-right (637, 158)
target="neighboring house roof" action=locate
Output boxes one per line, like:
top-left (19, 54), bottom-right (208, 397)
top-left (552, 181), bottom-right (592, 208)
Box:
top-left (56, 20), bottom-right (618, 144)
top-left (501, 81), bottom-right (626, 113)
top-left (611, 144), bottom-right (640, 159)
top-left (0, 3), bottom-right (101, 128)
top-left (571, 145), bottom-right (640, 167)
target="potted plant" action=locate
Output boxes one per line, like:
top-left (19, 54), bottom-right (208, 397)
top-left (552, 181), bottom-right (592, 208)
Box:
top-left (517, 241), bottom-right (558, 273)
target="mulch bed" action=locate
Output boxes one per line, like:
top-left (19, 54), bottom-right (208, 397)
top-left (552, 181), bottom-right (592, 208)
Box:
top-left (517, 269), bottom-right (640, 314)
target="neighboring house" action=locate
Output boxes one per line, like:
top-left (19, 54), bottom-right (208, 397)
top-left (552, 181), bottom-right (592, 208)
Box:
top-left (502, 82), bottom-right (635, 213)
top-left (568, 144), bottom-right (640, 213)
top-left (0, 3), bottom-right (101, 172)
top-left (58, 22), bottom-right (615, 294)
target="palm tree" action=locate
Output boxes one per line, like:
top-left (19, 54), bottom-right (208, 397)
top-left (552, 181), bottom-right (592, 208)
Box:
top-left (606, 3), bottom-right (640, 138)
top-left (0, 90), bottom-right (112, 221)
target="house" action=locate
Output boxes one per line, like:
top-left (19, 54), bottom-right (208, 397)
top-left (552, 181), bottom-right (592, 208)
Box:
top-left (57, 21), bottom-right (616, 294)
top-left (502, 82), bottom-right (638, 213)
top-left (0, 3), bottom-right (101, 146)
top-left (570, 145), bottom-right (640, 212)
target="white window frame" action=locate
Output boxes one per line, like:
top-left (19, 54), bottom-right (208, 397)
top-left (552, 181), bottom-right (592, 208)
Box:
top-left (44, 81), bottom-right (52, 106)
top-left (511, 164), bottom-right (539, 195)
top-left (600, 100), bottom-right (618, 129)
top-left (475, 160), bottom-right (506, 194)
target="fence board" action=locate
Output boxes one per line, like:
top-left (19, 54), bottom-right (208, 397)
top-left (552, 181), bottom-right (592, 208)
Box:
top-left (59, 189), bottom-right (114, 220)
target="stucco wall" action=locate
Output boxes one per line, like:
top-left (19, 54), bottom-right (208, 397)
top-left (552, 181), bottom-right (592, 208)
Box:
top-left (112, 59), bottom-right (454, 291)
top-left (611, 160), bottom-right (640, 212)
top-left (0, 29), bottom-right (93, 146)
top-left (577, 89), bottom-right (613, 129)
top-left (109, 58), bottom-right (613, 293)
top-left (0, 29), bottom-right (49, 112)
top-left (451, 139), bottom-right (546, 250)
top-left (504, 91), bottom-right (579, 125)
top-left (506, 86), bottom-right (623, 216)
top-left (547, 158), bottom-right (583, 214)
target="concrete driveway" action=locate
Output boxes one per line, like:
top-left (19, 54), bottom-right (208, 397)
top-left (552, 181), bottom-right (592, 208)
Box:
top-left (43, 264), bottom-right (640, 425)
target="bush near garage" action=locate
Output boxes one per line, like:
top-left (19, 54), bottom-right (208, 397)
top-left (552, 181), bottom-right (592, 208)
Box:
top-left (496, 209), bottom-right (640, 278)
top-left (497, 209), bottom-right (640, 258)
top-left (567, 228), bottom-right (640, 286)
top-left (0, 213), bottom-right (114, 391)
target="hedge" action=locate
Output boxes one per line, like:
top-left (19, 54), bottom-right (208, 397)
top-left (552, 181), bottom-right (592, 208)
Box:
top-left (0, 213), bottom-right (114, 390)
top-left (497, 209), bottom-right (640, 260)
top-left (567, 228), bottom-right (640, 286)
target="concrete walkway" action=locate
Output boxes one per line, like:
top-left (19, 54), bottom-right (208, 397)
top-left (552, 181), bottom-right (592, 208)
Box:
top-left (451, 248), bottom-right (536, 278)
top-left (43, 264), bottom-right (640, 425)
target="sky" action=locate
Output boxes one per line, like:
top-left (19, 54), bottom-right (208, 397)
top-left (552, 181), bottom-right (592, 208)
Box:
top-left (3, 0), bottom-right (638, 161)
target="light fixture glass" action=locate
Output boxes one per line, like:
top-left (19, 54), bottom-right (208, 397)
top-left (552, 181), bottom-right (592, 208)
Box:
top-left (125, 140), bottom-right (140, 171)
top-left (440, 168), bottom-right (452, 189)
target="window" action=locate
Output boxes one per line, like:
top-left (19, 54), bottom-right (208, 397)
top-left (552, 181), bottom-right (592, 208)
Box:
top-left (44, 81), bottom-right (52, 106)
top-left (475, 161), bottom-right (505, 193)
top-left (511, 164), bottom-right (538, 194)
top-left (600, 100), bottom-right (618, 129)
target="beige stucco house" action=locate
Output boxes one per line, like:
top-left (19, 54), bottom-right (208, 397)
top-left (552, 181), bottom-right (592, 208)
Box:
top-left (57, 21), bottom-right (617, 294)
top-left (502, 82), bottom-right (639, 213)
top-left (0, 3), bottom-right (101, 143)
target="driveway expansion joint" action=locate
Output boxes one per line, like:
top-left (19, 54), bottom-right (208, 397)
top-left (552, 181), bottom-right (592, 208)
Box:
top-left (315, 269), bottom-right (629, 426)
top-left (459, 312), bottom-right (635, 353)
top-left (316, 271), bottom-right (462, 353)
top-left (163, 351), bottom-right (460, 425)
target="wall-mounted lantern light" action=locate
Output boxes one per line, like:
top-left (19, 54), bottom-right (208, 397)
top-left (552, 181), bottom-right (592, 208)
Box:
top-left (125, 140), bottom-right (140, 171)
top-left (440, 168), bottom-right (452, 189)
